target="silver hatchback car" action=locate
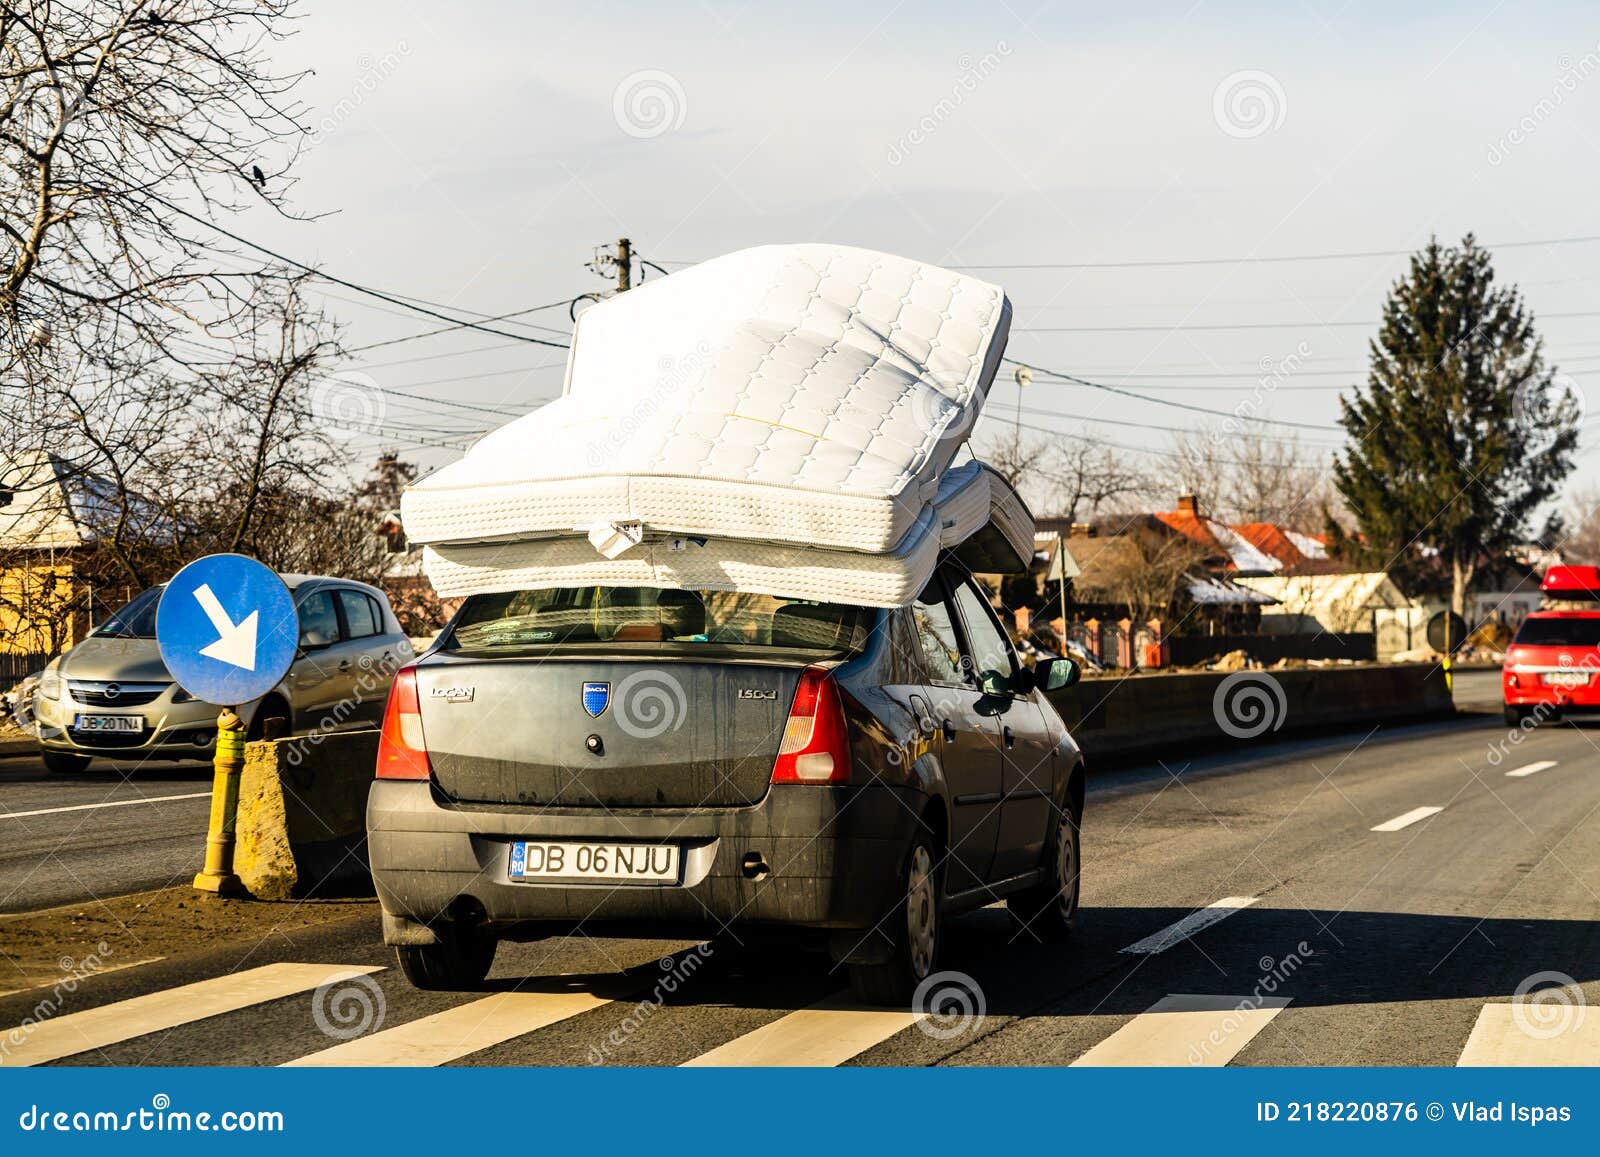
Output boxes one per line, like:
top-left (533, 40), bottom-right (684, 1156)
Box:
top-left (34, 575), bottom-right (412, 772)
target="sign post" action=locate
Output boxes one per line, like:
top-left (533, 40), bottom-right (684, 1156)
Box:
top-left (155, 554), bottom-right (298, 895)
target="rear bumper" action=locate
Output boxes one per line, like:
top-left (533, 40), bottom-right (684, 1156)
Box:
top-left (367, 779), bottom-right (926, 936)
top-left (1501, 669), bottom-right (1600, 709)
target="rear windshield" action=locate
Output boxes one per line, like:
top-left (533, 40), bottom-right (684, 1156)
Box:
top-left (446, 587), bottom-right (872, 654)
top-left (1513, 617), bottom-right (1600, 647)
top-left (92, 586), bottom-right (163, 639)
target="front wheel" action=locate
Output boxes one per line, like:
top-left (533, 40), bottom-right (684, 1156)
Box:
top-left (395, 922), bottom-right (497, 991)
top-left (42, 749), bottom-right (92, 773)
top-left (849, 835), bottom-right (941, 1006)
top-left (1007, 797), bottom-right (1082, 941)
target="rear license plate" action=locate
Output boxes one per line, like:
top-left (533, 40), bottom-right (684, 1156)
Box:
top-left (72, 714), bottom-right (145, 733)
top-left (1543, 671), bottom-right (1591, 687)
top-left (509, 841), bottom-right (679, 884)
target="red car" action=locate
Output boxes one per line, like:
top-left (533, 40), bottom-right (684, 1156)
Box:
top-left (1502, 566), bottom-right (1600, 725)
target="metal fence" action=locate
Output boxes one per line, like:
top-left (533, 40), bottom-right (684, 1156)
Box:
top-left (0, 652), bottom-right (51, 695)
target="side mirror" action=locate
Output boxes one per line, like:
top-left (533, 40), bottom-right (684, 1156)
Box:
top-left (1037, 656), bottom-right (1080, 692)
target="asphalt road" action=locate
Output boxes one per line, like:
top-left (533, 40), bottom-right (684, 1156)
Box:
top-left (4, 691), bottom-right (1597, 1067)
top-left (0, 757), bottom-right (212, 914)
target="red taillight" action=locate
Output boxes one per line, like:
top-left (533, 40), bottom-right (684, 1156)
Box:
top-left (376, 666), bottom-right (432, 780)
top-left (771, 666), bottom-right (851, 785)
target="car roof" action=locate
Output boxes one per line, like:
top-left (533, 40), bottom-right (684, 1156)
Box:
top-left (148, 574), bottom-right (385, 597)
top-left (1520, 608), bottom-right (1600, 619)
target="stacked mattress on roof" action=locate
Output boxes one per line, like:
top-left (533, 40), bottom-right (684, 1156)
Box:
top-left (403, 244), bottom-right (1035, 607)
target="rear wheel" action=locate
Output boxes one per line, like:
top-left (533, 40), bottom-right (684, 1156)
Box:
top-left (42, 750), bottom-right (91, 773)
top-left (1007, 796), bottom-right (1082, 941)
top-left (849, 836), bottom-right (940, 1006)
top-left (1504, 704), bottom-right (1539, 726)
top-left (394, 922), bottom-right (497, 991)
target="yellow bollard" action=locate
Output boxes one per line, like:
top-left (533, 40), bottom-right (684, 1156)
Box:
top-left (193, 707), bottom-right (246, 894)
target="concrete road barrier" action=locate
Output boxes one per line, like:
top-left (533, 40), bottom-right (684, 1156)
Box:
top-left (1048, 663), bottom-right (1453, 766)
top-left (234, 730), bottom-right (378, 901)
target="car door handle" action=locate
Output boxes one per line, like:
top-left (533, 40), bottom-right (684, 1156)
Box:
top-left (941, 719), bottom-right (957, 743)
top-left (1002, 725), bottom-right (1015, 749)
top-left (337, 660), bottom-right (352, 672)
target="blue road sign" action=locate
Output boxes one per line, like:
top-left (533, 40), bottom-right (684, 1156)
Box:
top-left (155, 554), bottom-right (298, 706)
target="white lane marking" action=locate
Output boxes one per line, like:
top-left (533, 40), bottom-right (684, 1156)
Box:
top-left (1457, 1003), bottom-right (1600, 1066)
top-left (0, 793), bottom-right (211, 821)
top-left (682, 998), bottom-right (925, 1067)
top-left (1370, 806), bottom-right (1444, 832)
top-left (1506, 760), bottom-right (1558, 779)
top-left (0, 963), bottom-right (381, 1067)
top-left (1072, 994), bottom-right (1291, 1066)
top-left (1120, 897), bottom-right (1258, 955)
top-left (285, 987), bottom-right (612, 1067)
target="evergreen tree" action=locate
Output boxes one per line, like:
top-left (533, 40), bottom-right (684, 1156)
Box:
top-left (1333, 235), bottom-right (1578, 613)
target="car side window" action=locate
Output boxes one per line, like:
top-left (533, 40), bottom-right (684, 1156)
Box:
top-left (912, 590), bottom-right (969, 686)
top-left (368, 594), bottom-right (389, 635)
top-left (338, 589), bottom-right (380, 639)
top-left (296, 590), bottom-right (341, 648)
top-left (951, 580), bottom-right (1018, 688)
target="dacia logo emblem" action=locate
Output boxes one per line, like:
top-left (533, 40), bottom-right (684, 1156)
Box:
top-left (582, 681), bottom-right (611, 718)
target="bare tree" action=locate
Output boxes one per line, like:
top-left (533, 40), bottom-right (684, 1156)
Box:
top-left (1168, 426), bottom-right (1335, 526)
top-left (1045, 437), bottom-right (1150, 525)
top-left (1555, 489), bottom-right (1600, 566)
top-left (1096, 533), bottom-right (1206, 627)
top-left (0, 1), bottom-right (310, 336)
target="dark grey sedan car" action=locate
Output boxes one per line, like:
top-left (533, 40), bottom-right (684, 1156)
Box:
top-left (368, 563), bottom-right (1083, 1004)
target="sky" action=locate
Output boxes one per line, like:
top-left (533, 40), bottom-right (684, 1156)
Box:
top-left (238, 0), bottom-right (1600, 523)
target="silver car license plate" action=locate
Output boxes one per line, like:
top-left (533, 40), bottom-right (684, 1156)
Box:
top-left (72, 714), bottom-right (145, 733)
top-left (1542, 671), bottom-right (1591, 687)
top-left (509, 840), bottom-right (679, 884)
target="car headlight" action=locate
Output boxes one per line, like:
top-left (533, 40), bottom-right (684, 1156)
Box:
top-left (37, 669), bottom-right (62, 700)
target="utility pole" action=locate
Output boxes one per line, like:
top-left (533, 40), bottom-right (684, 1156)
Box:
top-left (616, 237), bottom-right (632, 292)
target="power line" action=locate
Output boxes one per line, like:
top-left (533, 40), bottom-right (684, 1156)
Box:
top-left (162, 201), bottom-right (573, 349)
top-left (1004, 357), bottom-right (1342, 432)
top-left (346, 298), bottom-right (577, 354)
top-left (1013, 310), bottom-right (1600, 334)
top-left (945, 233), bottom-right (1600, 271)
top-left (656, 234), bottom-right (1600, 271)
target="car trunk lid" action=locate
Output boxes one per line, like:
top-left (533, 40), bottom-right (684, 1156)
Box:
top-left (416, 654), bottom-right (805, 808)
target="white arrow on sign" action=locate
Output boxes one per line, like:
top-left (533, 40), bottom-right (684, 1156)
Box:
top-left (193, 583), bottom-right (259, 671)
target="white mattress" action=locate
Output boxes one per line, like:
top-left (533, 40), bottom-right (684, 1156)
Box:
top-left (402, 244), bottom-right (1011, 554)
top-left (423, 461), bottom-right (1036, 607)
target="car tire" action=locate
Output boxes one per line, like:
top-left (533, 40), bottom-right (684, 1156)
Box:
top-left (1504, 705), bottom-right (1529, 726)
top-left (42, 750), bottom-right (91, 773)
top-left (394, 922), bottom-right (497, 991)
top-left (1007, 796), bottom-right (1082, 942)
top-left (848, 834), bottom-right (941, 1007)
